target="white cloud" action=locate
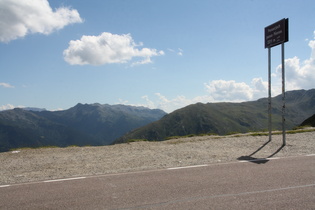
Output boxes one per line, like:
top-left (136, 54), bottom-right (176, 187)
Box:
top-left (0, 104), bottom-right (24, 111)
top-left (204, 80), bottom-right (253, 102)
top-left (275, 31), bottom-right (315, 90)
top-left (121, 94), bottom-right (209, 113)
top-left (127, 31), bottom-right (315, 113)
top-left (203, 78), bottom-right (271, 102)
top-left (63, 32), bottom-right (164, 66)
top-left (0, 0), bottom-right (82, 43)
top-left (167, 48), bottom-right (183, 56)
top-left (123, 78), bottom-right (269, 113)
top-left (178, 48), bottom-right (183, 56)
top-left (0, 82), bottom-right (14, 88)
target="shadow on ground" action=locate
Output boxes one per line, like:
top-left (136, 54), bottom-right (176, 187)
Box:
top-left (237, 138), bottom-right (285, 164)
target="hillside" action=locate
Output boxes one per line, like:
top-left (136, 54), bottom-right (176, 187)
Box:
top-left (0, 104), bottom-right (166, 152)
top-left (116, 89), bottom-right (315, 143)
top-left (300, 114), bottom-right (315, 127)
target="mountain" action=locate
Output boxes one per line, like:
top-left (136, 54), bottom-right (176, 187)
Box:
top-left (0, 104), bottom-right (166, 152)
top-left (0, 108), bottom-right (95, 152)
top-left (22, 107), bottom-right (47, 112)
top-left (116, 89), bottom-right (315, 143)
top-left (36, 103), bottom-right (166, 145)
top-left (300, 114), bottom-right (315, 127)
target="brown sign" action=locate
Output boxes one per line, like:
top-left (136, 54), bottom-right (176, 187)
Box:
top-left (265, 18), bottom-right (288, 48)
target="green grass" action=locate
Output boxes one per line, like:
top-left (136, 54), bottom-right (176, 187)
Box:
top-left (127, 139), bottom-right (148, 143)
top-left (9, 145), bottom-right (60, 151)
top-left (287, 128), bottom-right (315, 134)
top-left (8, 144), bottom-right (95, 151)
top-left (164, 127), bottom-right (315, 141)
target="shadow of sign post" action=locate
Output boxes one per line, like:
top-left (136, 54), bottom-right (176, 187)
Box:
top-left (237, 156), bottom-right (269, 164)
top-left (237, 138), bottom-right (285, 164)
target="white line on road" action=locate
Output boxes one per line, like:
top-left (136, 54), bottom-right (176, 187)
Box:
top-left (43, 177), bottom-right (86, 183)
top-left (238, 158), bottom-right (268, 163)
top-left (167, 164), bottom-right (208, 170)
top-left (0, 185), bottom-right (10, 188)
top-left (2, 154), bottom-right (313, 188)
top-left (267, 157), bottom-right (281, 160)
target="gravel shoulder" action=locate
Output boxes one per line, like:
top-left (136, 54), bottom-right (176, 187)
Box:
top-left (1, 129), bottom-right (314, 185)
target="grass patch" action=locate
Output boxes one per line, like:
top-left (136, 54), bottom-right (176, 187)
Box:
top-left (226, 132), bottom-right (241, 136)
top-left (165, 133), bottom-right (219, 140)
top-left (248, 128), bottom-right (315, 137)
top-left (286, 128), bottom-right (315, 134)
top-left (127, 139), bottom-right (148, 143)
top-left (249, 132), bottom-right (269, 137)
top-left (165, 136), bottom-right (183, 140)
top-left (9, 145), bottom-right (60, 151)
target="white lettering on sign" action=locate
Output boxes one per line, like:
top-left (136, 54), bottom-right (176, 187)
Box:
top-left (264, 18), bottom-right (288, 48)
top-left (268, 24), bottom-right (281, 33)
top-left (274, 30), bottom-right (283, 36)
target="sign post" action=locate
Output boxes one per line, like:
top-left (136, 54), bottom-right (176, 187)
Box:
top-left (268, 47), bottom-right (272, 142)
top-left (264, 18), bottom-right (289, 146)
top-left (281, 43), bottom-right (286, 145)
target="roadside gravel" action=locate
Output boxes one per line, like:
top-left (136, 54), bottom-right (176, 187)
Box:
top-left (1, 129), bottom-right (314, 185)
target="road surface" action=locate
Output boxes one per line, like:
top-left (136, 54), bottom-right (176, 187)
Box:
top-left (1, 155), bottom-right (314, 209)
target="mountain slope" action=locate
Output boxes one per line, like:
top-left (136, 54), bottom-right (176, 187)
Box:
top-left (0, 108), bottom-right (96, 152)
top-left (300, 114), bottom-right (315, 127)
top-left (37, 103), bottom-right (166, 145)
top-left (0, 104), bottom-right (166, 152)
top-left (116, 89), bottom-right (315, 143)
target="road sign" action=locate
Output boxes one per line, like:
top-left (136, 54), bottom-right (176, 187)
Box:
top-left (265, 18), bottom-right (288, 48)
top-left (265, 18), bottom-right (289, 146)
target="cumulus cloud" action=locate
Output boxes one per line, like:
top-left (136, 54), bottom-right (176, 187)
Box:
top-left (204, 78), bottom-right (269, 102)
top-left (204, 80), bottom-right (253, 102)
top-left (63, 32), bottom-right (164, 66)
top-left (0, 82), bottom-right (14, 88)
top-left (275, 31), bottom-right (315, 90)
top-left (123, 77), bottom-right (269, 113)
top-left (130, 31), bottom-right (315, 113)
top-left (0, 0), bottom-right (83, 43)
top-left (122, 93), bottom-right (208, 113)
top-left (0, 104), bottom-right (24, 111)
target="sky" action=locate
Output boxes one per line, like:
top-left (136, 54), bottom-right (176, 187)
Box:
top-left (0, 0), bottom-right (314, 113)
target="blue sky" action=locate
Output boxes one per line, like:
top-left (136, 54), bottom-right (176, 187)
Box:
top-left (1, 0), bottom-right (314, 113)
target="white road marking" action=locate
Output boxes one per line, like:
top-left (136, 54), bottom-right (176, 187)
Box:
top-left (43, 177), bottom-right (86, 183)
top-left (167, 164), bottom-right (208, 170)
top-left (267, 157), bottom-right (281, 160)
top-left (2, 154), bottom-right (313, 188)
top-left (0, 185), bottom-right (10, 188)
top-left (238, 158), bottom-right (268, 163)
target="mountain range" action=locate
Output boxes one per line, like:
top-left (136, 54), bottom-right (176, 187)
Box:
top-left (0, 103), bottom-right (166, 152)
top-left (116, 89), bottom-right (315, 143)
top-left (1, 89), bottom-right (314, 152)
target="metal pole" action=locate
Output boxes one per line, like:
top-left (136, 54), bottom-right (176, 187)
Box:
top-left (282, 43), bottom-right (286, 146)
top-left (268, 47), bottom-right (272, 142)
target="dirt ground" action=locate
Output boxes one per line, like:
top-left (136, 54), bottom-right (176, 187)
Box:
top-left (1, 129), bottom-right (314, 185)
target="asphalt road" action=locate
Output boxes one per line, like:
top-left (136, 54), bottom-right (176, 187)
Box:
top-left (1, 155), bottom-right (314, 210)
